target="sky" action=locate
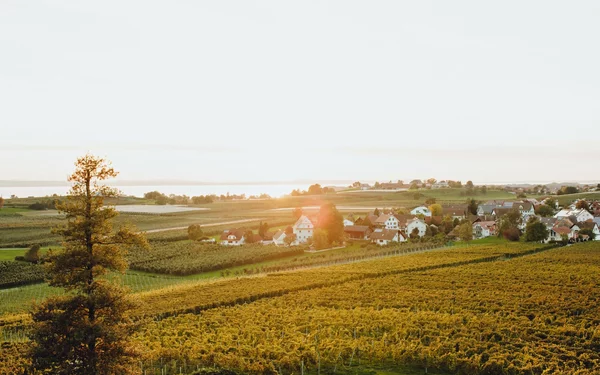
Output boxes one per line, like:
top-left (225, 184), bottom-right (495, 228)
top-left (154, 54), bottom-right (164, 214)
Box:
top-left (1, 1), bottom-right (599, 184)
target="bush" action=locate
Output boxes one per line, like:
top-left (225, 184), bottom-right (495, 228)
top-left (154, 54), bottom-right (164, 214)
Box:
top-left (0, 261), bottom-right (46, 288)
top-left (187, 224), bottom-right (204, 241)
top-left (503, 227), bottom-right (521, 242)
top-left (24, 244), bottom-right (41, 263)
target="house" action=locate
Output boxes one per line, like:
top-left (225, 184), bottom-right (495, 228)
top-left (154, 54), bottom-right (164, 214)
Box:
top-left (394, 214), bottom-right (419, 231)
top-left (375, 214), bottom-right (400, 230)
top-left (477, 204), bottom-right (496, 216)
top-left (406, 217), bottom-right (427, 237)
top-left (491, 207), bottom-right (514, 218)
top-left (344, 225), bottom-right (372, 240)
top-left (293, 215), bottom-right (315, 244)
top-left (220, 229), bottom-right (245, 246)
top-left (554, 208), bottom-right (594, 222)
top-left (343, 218), bottom-right (355, 227)
top-left (272, 230), bottom-right (287, 246)
top-left (473, 221), bottom-right (496, 239)
top-left (370, 229), bottom-right (406, 246)
top-left (432, 181), bottom-right (450, 189)
top-left (360, 183), bottom-right (371, 190)
top-left (547, 219), bottom-right (580, 242)
top-left (410, 206), bottom-right (432, 217)
top-left (511, 201), bottom-right (536, 221)
top-left (578, 220), bottom-right (600, 240)
top-left (443, 207), bottom-right (467, 220)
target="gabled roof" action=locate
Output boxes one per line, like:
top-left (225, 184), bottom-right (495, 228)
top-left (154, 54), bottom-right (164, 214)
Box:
top-left (425, 216), bottom-right (443, 225)
top-left (294, 215), bottom-right (314, 228)
top-left (540, 217), bottom-right (557, 226)
top-left (492, 208), bottom-right (515, 217)
top-left (512, 202), bottom-right (533, 211)
top-left (370, 229), bottom-right (399, 241)
top-left (375, 214), bottom-right (396, 224)
top-left (474, 221), bottom-right (495, 228)
top-left (406, 217), bottom-right (425, 225)
top-left (366, 213), bottom-right (379, 221)
top-left (220, 229), bottom-right (245, 241)
top-left (273, 230), bottom-right (286, 241)
top-left (344, 225), bottom-right (371, 234)
top-left (394, 214), bottom-right (418, 226)
top-left (478, 204), bottom-right (496, 214)
top-left (443, 207), bottom-right (466, 216)
top-left (552, 226), bottom-right (572, 235)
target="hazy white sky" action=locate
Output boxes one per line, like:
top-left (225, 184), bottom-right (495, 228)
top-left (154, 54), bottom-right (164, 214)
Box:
top-left (1, 1), bottom-right (599, 184)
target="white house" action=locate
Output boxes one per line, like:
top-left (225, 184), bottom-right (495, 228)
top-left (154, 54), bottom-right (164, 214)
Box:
top-left (432, 181), bottom-right (450, 189)
top-left (375, 214), bottom-right (400, 230)
top-left (406, 217), bottom-right (427, 237)
top-left (272, 230), bottom-right (287, 246)
top-left (220, 229), bottom-right (245, 246)
top-left (370, 229), bottom-right (406, 246)
top-left (554, 208), bottom-right (594, 222)
top-left (410, 206), bottom-right (432, 217)
top-left (473, 221), bottom-right (496, 239)
top-left (512, 202), bottom-right (535, 219)
top-left (293, 215), bottom-right (315, 244)
top-left (578, 220), bottom-right (600, 240)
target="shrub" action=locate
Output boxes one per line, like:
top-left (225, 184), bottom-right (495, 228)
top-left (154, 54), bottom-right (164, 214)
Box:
top-left (503, 227), bottom-right (521, 242)
top-left (24, 244), bottom-right (41, 263)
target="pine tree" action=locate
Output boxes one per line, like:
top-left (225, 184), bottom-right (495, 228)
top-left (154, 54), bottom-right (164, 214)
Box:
top-left (29, 154), bottom-right (148, 375)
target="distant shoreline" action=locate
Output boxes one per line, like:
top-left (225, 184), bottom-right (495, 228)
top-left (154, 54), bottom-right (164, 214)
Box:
top-left (1, 180), bottom-right (598, 188)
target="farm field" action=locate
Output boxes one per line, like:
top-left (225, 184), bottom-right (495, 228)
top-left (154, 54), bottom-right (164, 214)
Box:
top-left (134, 241), bottom-right (600, 374)
top-left (0, 188), bottom-right (512, 248)
top-left (2, 241), bottom-right (594, 375)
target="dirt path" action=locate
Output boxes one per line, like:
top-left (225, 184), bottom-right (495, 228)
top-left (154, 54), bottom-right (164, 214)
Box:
top-left (144, 218), bottom-right (264, 233)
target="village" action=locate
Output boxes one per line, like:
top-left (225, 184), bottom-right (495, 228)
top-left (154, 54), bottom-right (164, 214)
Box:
top-left (218, 194), bottom-right (600, 247)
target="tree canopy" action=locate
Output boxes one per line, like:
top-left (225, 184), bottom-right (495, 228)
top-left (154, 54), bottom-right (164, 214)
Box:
top-left (317, 203), bottom-right (344, 245)
top-left (525, 217), bottom-right (548, 242)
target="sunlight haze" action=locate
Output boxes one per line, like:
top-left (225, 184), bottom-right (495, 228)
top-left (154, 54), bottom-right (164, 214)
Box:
top-left (1, 1), bottom-right (599, 183)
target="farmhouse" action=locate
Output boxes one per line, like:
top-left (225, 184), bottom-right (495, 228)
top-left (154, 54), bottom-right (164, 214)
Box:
top-left (375, 214), bottom-right (400, 230)
top-left (293, 215), bottom-right (315, 244)
top-left (554, 208), bottom-right (594, 222)
top-left (370, 229), bottom-right (405, 246)
top-left (406, 217), bottom-right (427, 237)
top-left (220, 229), bottom-right (245, 246)
top-left (473, 221), bottom-right (496, 239)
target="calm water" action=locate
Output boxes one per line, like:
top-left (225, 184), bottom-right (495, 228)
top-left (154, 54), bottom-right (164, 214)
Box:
top-left (0, 184), bottom-right (310, 199)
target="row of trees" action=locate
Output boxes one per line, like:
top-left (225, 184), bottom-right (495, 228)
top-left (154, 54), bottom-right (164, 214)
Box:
top-left (290, 184), bottom-right (336, 196)
top-left (144, 191), bottom-right (214, 205)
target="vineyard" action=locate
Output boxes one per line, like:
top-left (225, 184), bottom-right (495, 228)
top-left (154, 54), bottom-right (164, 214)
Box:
top-left (128, 242), bottom-right (305, 275)
top-left (3, 241), bottom-right (596, 375)
top-left (0, 261), bottom-right (45, 289)
top-left (133, 242), bottom-right (600, 374)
